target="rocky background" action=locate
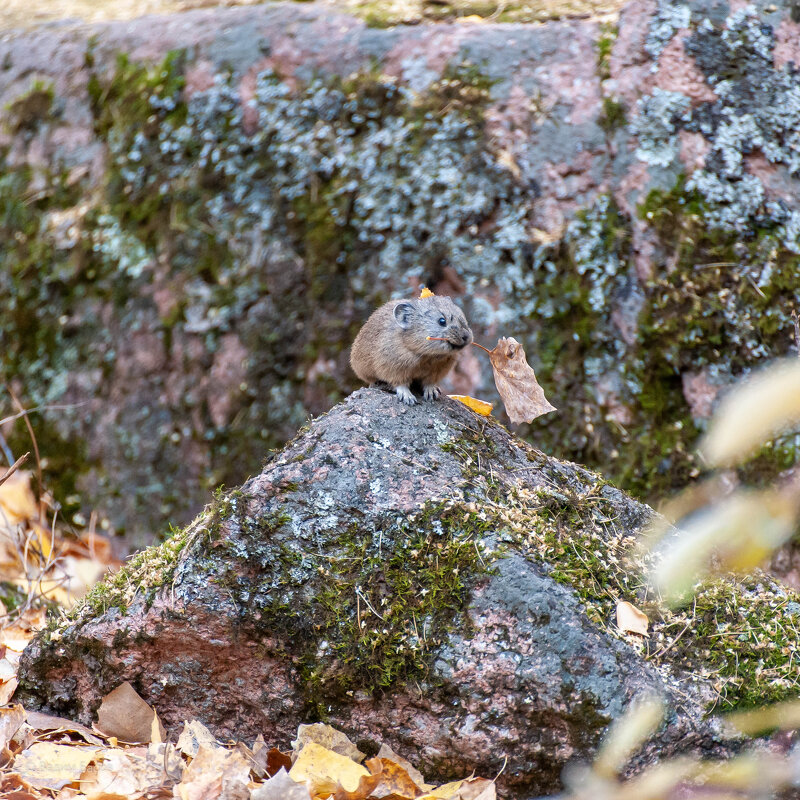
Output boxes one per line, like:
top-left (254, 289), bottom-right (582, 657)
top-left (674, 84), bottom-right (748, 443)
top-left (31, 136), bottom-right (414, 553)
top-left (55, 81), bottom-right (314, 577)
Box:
top-left (1, 0), bottom-right (800, 546)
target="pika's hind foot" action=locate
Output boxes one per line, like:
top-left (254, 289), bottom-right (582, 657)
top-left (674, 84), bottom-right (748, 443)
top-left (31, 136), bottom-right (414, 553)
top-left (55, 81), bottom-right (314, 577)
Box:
top-left (395, 385), bottom-right (417, 405)
top-left (423, 385), bottom-right (441, 401)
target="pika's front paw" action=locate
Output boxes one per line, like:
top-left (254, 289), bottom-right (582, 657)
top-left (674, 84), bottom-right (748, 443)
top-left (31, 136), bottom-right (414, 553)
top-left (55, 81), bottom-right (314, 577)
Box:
top-left (423, 385), bottom-right (441, 401)
top-left (395, 385), bottom-right (417, 405)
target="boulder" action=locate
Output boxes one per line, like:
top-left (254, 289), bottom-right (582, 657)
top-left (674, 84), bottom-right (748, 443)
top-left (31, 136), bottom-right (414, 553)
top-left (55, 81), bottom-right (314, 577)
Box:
top-left (3, 0), bottom-right (800, 546)
top-left (21, 388), bottom-right (789, 795)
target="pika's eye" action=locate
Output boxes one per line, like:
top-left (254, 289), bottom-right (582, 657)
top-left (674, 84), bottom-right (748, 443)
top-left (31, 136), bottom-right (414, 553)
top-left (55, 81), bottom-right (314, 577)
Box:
top-left (438, 317), bottom-right (447, 326)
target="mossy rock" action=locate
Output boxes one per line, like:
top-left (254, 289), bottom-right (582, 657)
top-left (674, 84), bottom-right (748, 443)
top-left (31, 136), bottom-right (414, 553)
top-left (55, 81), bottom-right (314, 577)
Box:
top-left (20, 389), bottom-right (792, 794)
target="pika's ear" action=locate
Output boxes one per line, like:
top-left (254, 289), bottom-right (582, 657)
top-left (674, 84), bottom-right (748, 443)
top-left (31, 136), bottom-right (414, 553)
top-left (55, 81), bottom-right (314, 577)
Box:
top-left (393, 302), bottom-right (414, 329)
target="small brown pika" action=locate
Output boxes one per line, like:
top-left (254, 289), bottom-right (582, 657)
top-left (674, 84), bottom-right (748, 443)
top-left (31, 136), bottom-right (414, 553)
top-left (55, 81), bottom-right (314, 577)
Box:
top-left (350, 295), bottom-right (473, 405)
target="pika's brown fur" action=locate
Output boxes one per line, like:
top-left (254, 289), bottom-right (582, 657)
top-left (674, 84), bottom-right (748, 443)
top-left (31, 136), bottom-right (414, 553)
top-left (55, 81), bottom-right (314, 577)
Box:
top-left (350, 295), bottom-right (473, 405)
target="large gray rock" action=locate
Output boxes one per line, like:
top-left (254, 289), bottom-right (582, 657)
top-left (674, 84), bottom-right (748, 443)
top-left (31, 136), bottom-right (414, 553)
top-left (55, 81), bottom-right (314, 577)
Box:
top-left (18, 389), bottom-right (758, 796)
top-left (3, 0), bottom-right (800, 549)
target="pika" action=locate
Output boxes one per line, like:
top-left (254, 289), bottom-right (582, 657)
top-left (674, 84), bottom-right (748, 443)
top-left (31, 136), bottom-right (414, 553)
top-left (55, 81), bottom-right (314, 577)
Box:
top-left (350, 295), bottom-right (473, 405)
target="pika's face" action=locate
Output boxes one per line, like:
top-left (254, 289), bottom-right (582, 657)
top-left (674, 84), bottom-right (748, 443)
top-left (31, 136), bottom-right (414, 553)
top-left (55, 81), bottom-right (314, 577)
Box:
top-left (394, 297), bottom-right (473, 351)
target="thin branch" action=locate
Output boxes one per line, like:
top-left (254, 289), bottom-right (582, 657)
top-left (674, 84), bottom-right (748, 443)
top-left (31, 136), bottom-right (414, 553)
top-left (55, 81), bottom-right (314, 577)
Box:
top-left (0, 452), bottom-right (29, 488)
top-left (5, 386), bottom-right (43, 512)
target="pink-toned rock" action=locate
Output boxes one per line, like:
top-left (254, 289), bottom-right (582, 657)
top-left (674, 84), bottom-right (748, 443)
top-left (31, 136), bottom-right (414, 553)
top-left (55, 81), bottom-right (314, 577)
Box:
top-left (774, 19), bottom-right (800, 70)
top-left (653, 31), bottom-right (716, 105)
top-left (17, 390), bottom-right (739, 794)
top-left (682, 369), bottom-right (722, 420)
top-left (678, 129), bottom-right (710, 173)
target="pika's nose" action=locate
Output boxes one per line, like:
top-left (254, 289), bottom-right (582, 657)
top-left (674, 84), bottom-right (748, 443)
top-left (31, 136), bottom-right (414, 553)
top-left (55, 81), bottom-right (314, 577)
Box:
top-left (460, 331), bottom-right (471, 345)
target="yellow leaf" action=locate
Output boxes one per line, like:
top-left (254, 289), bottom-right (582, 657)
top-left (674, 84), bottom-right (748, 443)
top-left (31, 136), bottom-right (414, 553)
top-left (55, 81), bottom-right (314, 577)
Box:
top-left (650, 488), bottom-right (798, 605)
top-left (615, 600), bottom-right (649, 636)
top-left (725, 699), bottom-right (800, 736)
top-left (14, 741), bottom-right (99, 790)
top-left (0, 470), bottom-right (37, 525)
top-left (289, 742), bottom-right (369, 794)
top-left (448, 395), bottom-right (494, 416)
top-left (419, 287), bottom-right (435, 298)
top-left (291, 722), bottom-right (365, 763)
top-left (701, 359), bottom-right (800, 467)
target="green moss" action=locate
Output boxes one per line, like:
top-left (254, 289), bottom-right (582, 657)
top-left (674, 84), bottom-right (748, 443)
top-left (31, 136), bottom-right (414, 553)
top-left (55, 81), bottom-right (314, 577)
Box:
top-left (599, 96), bottom-right (626, 132)
top-left (487, 483), bottom-right (800, 710)
top-left (596, 23), bottom-right (617, 81)
top-left (68, 488), bottom-right (245, 620)
top-left (5, 79), bottom-right (55, 133)
top-left (214, 499), bottom-right (496, 709)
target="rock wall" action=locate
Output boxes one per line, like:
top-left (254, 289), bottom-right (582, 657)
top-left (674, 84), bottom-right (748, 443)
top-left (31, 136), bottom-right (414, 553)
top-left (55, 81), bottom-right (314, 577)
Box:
top-left (1, 0), bottom-right (799, 543)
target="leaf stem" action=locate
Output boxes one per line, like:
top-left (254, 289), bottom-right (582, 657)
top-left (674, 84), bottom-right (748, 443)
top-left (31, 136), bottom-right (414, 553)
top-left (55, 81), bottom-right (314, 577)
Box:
top-left (427, 336), bottom-right (493, 354)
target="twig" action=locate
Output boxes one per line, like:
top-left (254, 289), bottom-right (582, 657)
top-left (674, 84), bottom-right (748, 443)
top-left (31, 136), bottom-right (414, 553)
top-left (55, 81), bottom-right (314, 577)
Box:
top-left (5, 386), bottom-right (44, 512)
top-left (0, 452), bottom-right (29, 488)
top-left (792, 310), bottom-right (800, 358)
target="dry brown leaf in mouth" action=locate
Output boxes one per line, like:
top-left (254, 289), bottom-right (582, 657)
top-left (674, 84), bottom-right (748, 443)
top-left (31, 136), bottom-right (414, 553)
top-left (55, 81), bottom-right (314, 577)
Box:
top-left (487, 337), bottom-right (556, 424)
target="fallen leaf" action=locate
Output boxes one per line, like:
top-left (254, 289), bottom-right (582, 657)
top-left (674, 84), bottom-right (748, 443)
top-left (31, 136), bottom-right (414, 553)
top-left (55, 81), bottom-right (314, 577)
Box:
top-left (289, 742), bottom-right (369, 795)
top-left (377, 743), bottom-right (431, 791)
top-left (173, 743), bottom-right (250, 800)
top-left (488, 337), bottom-right (556, 424)
top-left (80, 745), bottom-right (176, 799)
top-left (419, 777), bottom-right (495, 799)
top-left (291, 723), bottom-right (365, 764)
top-left (701, 359), bottom-right (800, 467)
top-left (177, 720), bottom-right (218, 758)
top-left (331, 757), bottom-right (382, 799)
top-left (419, 288), bottom-right (435, 299)
top-left (362, 756), bottom-right (425, 798)
top-left (250, 767), bottom-right (312, 800)
top-left (448, 395), bottom-right (493, 417)
top-left (0, 704), bottom-right (26, 750)
top-left (615, 601), bottom-right (649, 636)
top-left (95, 682), bottom-right (163, 744)
top-left (266, 747), bottom-right (292, 777)
top-left (25, 711), bottom-right (104, 746)
top-left (13, 741), bottom-right (99, 790)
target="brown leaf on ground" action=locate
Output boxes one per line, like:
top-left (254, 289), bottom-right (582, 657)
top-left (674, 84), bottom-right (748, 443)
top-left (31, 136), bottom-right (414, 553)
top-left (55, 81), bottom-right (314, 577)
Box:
top-left (266, 747), bottom-right (292, 777)
top-left (13, 741), bottom-right (99, 790)
top-left (363, 756), bottom-right (424, 798)
top-left (80, 743), bottom-right (180, 798)
top-left (177, 720), bottom-right (218, 758)
top-left (615, 600), bottom-right (649, 636)
top-left (0, 771), bottom-right (41, 799)
top-left (26, 710), bottom-right (103, 746)
top-left (377, 744), bottom-right (431, 791)
top-left (0, 704), bottom-right (26, 751)
top-left (418, 777), bottom-right (496, 799)
top-left (173, 743), bottom-right (250, 800)
top-left (95, 682), bottom-right (164, 744)
top-left (487, 337), bottom-right (556, 424)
